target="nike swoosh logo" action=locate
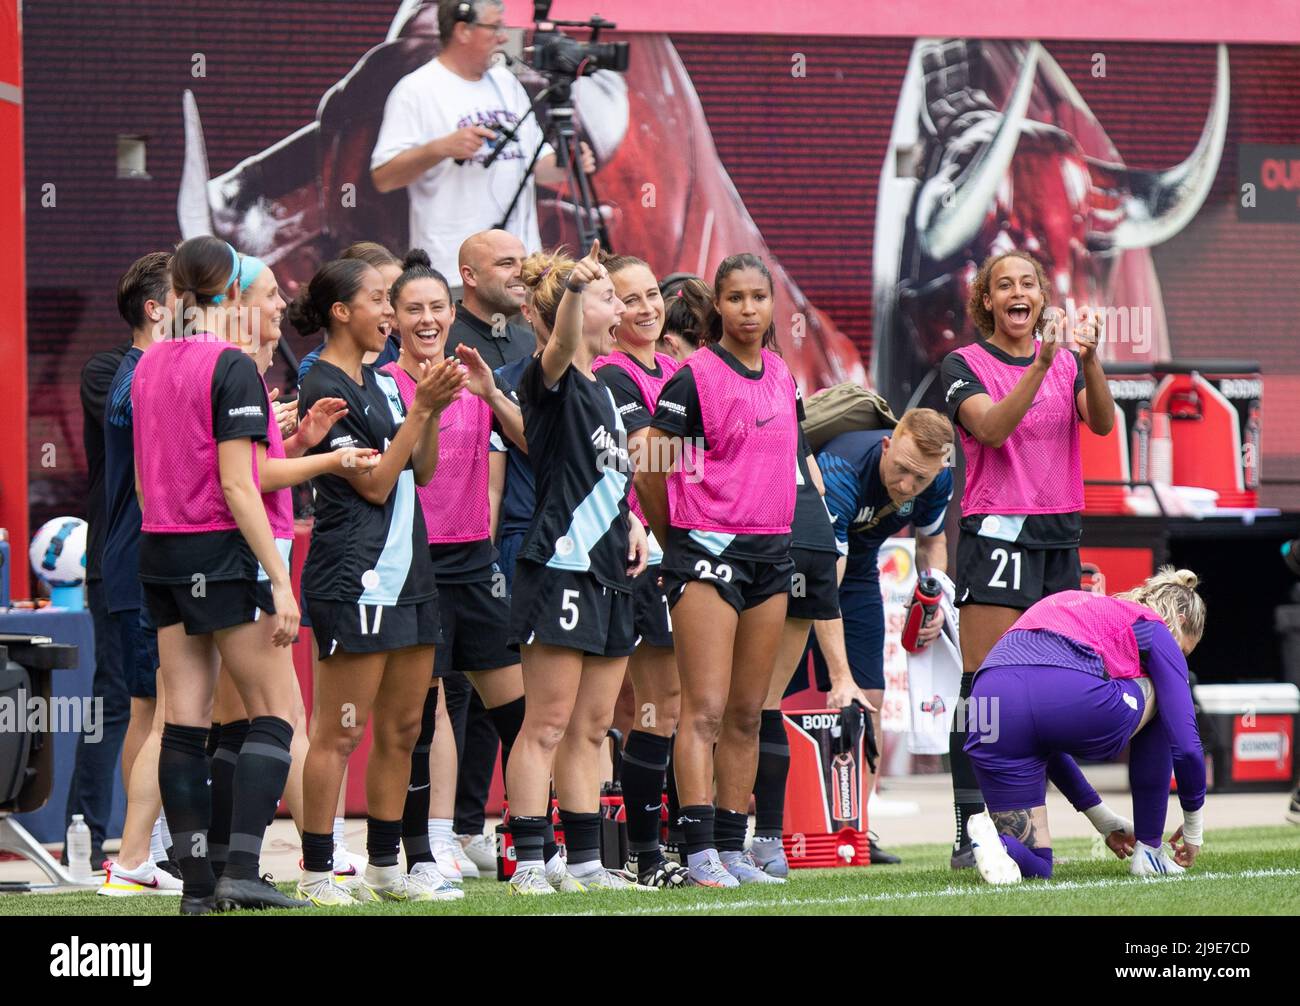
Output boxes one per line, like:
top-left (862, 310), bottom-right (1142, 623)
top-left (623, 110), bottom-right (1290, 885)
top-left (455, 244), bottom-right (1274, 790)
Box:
top-left (645, 803), bottom-right (663, 812)
top-left (755, 416), bottom-right (776, 427)
top-left (407, 783), bottom-right (430, 792)
top-left (364, 404), bottom-right (371, 414)
top-left (439, 423), bottom-right (452, 432)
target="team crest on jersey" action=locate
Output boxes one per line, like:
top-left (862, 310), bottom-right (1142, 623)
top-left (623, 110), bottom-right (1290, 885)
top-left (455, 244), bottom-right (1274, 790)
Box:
top-left (900, 500), bottom-right (914, 517)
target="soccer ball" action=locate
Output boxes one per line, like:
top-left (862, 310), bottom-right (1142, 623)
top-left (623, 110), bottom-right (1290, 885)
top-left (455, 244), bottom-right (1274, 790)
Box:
top-left (29, 517), bottom-right (88, 588)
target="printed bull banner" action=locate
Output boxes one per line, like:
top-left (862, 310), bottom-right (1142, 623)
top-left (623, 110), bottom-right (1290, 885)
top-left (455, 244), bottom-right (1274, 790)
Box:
top-left (20, 1), bottom-right (1300, 535)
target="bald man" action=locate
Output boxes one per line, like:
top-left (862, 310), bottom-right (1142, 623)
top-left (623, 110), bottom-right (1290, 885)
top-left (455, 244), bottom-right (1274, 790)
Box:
top-left (445, 229), bottom-right (535, 369)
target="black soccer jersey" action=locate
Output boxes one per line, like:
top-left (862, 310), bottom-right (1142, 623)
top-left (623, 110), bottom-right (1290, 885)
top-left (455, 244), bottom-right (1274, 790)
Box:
top-left (138, 350), bottom-right (269, 585)
top-left (299, 359), bottom-right (437, 606)
top-left (517, 357), bottom-right (634, 593)
top-left (596, 356), bottom-right (661, 433)
top-left (791, 426), bottom-right (838, 554)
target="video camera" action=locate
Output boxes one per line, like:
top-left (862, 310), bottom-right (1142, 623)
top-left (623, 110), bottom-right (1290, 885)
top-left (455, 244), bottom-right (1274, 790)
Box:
top-left (527, 1), bottom-right (629, 83)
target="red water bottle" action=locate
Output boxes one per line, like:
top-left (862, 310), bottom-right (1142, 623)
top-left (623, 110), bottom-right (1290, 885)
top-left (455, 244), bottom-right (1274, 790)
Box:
top-left (901, 575), bottom-right (943, 653)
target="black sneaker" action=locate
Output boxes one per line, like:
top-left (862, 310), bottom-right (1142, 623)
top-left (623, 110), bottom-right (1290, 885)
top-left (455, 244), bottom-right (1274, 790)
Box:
top-left (950, 842), bottom-right (977, 870)
top-left (214, 874), bottom-right (310, 911)
top-left (1287, 785), bottom-right (1300, 826)
top-left (867, 832), bottom-right (901, 865)
top-left (180, 894), bottom-right (216, 916)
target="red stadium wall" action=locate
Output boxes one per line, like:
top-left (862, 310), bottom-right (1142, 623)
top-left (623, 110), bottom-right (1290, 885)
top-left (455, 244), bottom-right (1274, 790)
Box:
top-left (1, 0), bottom-right (27, 598)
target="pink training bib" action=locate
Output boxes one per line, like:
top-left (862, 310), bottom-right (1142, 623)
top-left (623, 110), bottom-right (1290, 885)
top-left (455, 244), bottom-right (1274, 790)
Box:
top-left (594, 350), bottom-right (680, 526)
top-left (668, 347), bottom-right (797, 535)
top-left (382, 361), bottom-right (493, 544)
top-left (951, 341), bottom-right (1083, 515)
top-left (1013, 591), bottom-right (1163, 680)
top-left (133, 340), bottom-right (249, 533)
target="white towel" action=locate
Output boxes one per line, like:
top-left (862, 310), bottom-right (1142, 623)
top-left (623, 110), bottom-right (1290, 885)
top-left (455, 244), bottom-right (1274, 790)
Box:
top-left (905, 570), bottom-right (963, 755)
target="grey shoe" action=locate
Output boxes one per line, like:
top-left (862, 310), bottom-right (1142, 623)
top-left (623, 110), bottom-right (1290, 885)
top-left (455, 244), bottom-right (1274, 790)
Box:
top-left (721, 850), bottom-right (785, 884)
top-left (950, 843), bottom-right (977, 870)
top-left (214, 874), bottom-right (310, 911)
top-left (749, 838), bottom-right (789, 878)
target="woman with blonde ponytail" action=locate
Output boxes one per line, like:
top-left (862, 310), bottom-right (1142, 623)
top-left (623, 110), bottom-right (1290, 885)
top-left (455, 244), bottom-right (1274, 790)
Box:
top-left (952, 568), bottom-right (1209, 886)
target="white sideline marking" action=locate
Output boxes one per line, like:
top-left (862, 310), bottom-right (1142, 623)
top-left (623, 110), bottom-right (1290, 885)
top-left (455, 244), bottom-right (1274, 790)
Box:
top-left (555, 867), bottom-right (1300, 916)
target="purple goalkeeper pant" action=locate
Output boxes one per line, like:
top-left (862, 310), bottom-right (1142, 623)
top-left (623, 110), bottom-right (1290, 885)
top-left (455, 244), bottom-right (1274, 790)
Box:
top-left (963, 664), bottom-right (1146, 811)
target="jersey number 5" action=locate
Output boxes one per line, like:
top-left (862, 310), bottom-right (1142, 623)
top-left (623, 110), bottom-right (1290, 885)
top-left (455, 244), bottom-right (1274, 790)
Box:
top-left (988, 548), bottom-right (1022, 591)
top-left (559, 589), bottom-right (581, 630)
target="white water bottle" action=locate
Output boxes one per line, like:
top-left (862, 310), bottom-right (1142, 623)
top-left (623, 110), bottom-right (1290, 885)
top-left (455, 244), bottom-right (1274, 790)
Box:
top-left (67, 814), bottom-right (93, 882)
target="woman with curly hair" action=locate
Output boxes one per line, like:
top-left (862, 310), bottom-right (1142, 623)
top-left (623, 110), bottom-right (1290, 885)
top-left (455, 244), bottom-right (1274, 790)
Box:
top-left (937, 250), bottom-right (1116, 866)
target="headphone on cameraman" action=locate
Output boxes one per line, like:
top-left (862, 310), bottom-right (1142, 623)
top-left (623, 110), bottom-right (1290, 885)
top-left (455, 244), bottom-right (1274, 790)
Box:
top-left (453, 1), bottom-right (476, 26)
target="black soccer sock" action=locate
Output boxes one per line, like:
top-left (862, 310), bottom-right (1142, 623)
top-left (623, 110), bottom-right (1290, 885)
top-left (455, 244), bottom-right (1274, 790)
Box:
top-left (679, 804), bottom-right (716, 858)
top-left (542, 821), bottom-right (559, 865)
top-left (715, 807), bottom-right (748, 854)
top-left (950, 671), bottom-right (986, 848)
top-left (223, 716), bottom-right (293, 881)
top-left (453, 691), bottom-right (499, 834)
top-left (486, 696), bottom-right (525, 774)
top-left (665, 734), bottom-right (682, 834)
top-left (158, 723), bottom-right (216, 898)
top-left (510, 815), bottom-right (548, 869)
top-left (558, 809), bottom-right (602, 869)
top-left (207, 718), bottom-right (249, 879)
top-left (367, 817), bottom-right (403, 869)
top-left (301, 831), bottom-right (334, 875)
top-left (205, 722), bottom-right (222, 760)
top-left (754, 710), bottom-right (791, 839)
top-left (622, 730), bottom-right (670, 863)
top-left (402, 685), bottom-right (438, 870)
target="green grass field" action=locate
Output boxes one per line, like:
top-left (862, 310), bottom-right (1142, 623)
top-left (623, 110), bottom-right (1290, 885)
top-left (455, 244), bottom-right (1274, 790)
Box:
top-left (4, 826), bottom-right (1297, 916)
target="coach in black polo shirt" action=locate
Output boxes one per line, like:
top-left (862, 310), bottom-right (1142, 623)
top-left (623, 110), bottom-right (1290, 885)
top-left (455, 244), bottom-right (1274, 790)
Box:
top-left (447, 228), bottom-right (535, 369)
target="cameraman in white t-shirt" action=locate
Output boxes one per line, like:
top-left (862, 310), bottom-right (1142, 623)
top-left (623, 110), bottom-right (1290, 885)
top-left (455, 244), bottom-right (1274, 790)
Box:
top-left (371, 0), bottom-right (596, 290)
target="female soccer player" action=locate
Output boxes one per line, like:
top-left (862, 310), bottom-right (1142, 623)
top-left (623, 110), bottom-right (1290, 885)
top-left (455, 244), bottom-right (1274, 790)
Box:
top-left (289, 256), bottom-right (468, 906)
top-left (378, 249), bottom-right (528, 883)
top-left (504, 241), bottom-right (652, 895)
top-left (657, 275), bottom-right (709, 363)
top-left (939, 250), bottom-right (1115, 863)
top-left (594, 254), bottom-right (690, 888)
top-left (963, 568), bottom-right (1208, 883)
top-left (296, 241), bottom-right (403, 384)
top-left (638, 253), bottom-right (801, 888)
top-left (750, 423), bottom-right (859, 880)
top-left (132, 236), bottom-right (306, 914)
top-left (207, 255), bottom-right (377, 879)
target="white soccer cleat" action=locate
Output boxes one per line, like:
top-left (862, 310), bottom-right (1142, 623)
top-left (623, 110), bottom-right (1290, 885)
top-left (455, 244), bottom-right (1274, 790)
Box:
top-left (573, 866), bottom-right (657, 891)
top-left (296, 873), bottom-right (359, 907)
top-left (458, 832), bottom-right (497, 873)
top-left (96, 860), bottom-right (184, 897)
top-left (408, 861), bottom-right (466, 901)
top-left (430, 840), bottom-right (465, 884)
top-left (967, 813), bottom-right (1022, 885)
top-left (509, 864), bottom-right (557, 896)
top-left (545, 860), bottom-right (588, 893)
top-left (1130, 841), bottom-right (1186, 877)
